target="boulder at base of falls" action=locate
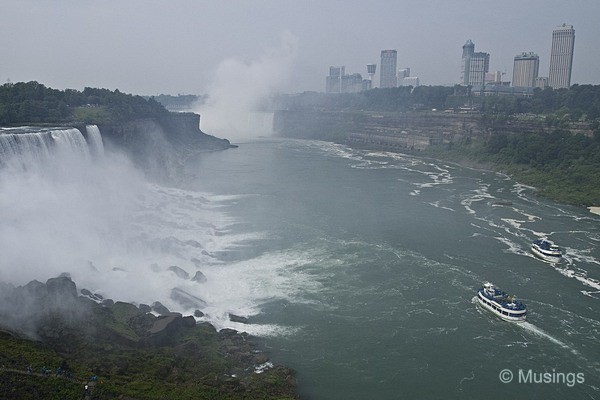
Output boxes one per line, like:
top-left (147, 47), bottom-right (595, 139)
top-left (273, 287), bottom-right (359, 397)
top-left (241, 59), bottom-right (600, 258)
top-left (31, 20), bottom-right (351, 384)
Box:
top-left (192, 271), bottom-right (207, 283)
top-left (170, 288), bottom-right (207, 309)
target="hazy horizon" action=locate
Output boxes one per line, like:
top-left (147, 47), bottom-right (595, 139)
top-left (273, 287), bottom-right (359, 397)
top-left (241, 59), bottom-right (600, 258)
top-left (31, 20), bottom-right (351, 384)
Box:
top-left (1, 1), bottom-right (599, 97)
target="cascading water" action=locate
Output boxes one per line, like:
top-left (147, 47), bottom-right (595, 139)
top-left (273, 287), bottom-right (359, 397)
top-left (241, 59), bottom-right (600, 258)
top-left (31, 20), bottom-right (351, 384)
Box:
top-left (0, 124), bottom-right (294, 335)
top-left (0, 127), bottom-right (92, 170)
top-left (85, 125), bottom-right (105, 157)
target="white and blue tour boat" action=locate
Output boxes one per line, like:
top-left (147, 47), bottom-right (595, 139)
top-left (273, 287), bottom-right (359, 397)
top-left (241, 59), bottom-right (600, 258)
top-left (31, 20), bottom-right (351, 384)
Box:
top-left (531, 239), bottom-right (562, 263)
top-left (477, 282), bottom-right (527, 322)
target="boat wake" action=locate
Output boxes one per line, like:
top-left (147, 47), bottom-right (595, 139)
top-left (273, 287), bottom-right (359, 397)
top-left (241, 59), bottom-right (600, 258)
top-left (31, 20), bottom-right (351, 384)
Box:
top-left (517, 322), bottom-right (577, 354)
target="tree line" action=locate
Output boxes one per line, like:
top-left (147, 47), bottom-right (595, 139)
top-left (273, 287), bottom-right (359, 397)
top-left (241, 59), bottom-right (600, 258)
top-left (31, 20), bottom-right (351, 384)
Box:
top-left (0, 81), bottom-right (168, 125)
top-left (275, 84), bottom-right (600, 123)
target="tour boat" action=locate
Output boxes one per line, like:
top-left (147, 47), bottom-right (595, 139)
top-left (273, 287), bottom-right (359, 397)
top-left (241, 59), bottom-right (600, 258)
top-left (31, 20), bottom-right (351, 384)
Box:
top-left (531, 239), bottom-right (562, 263)
top-left (477, 282), bottom-right (527, 322)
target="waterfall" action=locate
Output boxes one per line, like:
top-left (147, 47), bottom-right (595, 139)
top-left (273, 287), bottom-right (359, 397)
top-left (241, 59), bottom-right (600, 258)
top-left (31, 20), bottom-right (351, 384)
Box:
top-left (0, 127), bottom-right (98, 169)
top-left (85, 125), bottom-right (105, 157)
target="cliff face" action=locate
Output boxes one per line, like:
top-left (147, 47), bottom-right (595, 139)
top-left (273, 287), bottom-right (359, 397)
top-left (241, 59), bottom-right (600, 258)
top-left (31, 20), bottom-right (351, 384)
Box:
top-left (98, 112), bottom-right (232, 153)
top-left (273, 109), bottom-right (594, 151)
top-left (95, 112), bottom-right (234, 176)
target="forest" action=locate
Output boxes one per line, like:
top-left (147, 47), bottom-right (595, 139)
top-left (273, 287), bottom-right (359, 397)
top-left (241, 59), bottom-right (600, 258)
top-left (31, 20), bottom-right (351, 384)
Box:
top-left (0, 81), bottom-right (168, 125)
top-left (276, 84), bottom-right (600, 122)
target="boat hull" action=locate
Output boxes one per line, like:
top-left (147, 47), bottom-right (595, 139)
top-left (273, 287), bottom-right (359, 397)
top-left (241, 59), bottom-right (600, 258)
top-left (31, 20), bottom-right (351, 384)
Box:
top-left (531, 245), bottom-right (562, 263)
top-left (477, 291), bottom-right (526, 322)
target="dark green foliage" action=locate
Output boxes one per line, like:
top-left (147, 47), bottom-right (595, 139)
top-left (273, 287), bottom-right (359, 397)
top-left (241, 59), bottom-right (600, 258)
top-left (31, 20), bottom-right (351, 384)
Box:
top-left (273, 85), bottom-right (455, 112)
top-left (0, 297), bottom-right (297, 399)
top-left (150, 94), bottom-right (205, 110)
top-left (275, 84), bottom-right (600, 124)
top-left (423, 129), bottom-right (600, 206)
top-left (0, 81), bottom-right (168, 125)
top-left (476, 85), bottom-right (600, 120)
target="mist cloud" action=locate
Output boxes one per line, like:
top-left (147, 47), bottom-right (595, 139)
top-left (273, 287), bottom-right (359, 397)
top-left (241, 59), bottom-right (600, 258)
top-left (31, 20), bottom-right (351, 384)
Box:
top-left (197, 31), bottom-right (298, 142)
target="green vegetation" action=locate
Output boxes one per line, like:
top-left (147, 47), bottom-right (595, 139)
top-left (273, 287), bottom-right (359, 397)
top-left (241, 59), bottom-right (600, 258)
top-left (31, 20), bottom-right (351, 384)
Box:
top-left (278, 84), bottom-right (600, 121)
top-left (149, 94), bottom-right (206, 110)
top-left (0, 81), bottom-right (168, 125)
top-left (0, 302), bottom-right (297, 399)
top-left (422, 129), bottom-right (600, 206)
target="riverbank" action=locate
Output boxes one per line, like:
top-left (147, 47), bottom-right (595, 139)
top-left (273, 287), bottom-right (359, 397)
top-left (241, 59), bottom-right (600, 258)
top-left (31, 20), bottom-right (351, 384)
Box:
top-left (0, 277), bottom-right (298, 399)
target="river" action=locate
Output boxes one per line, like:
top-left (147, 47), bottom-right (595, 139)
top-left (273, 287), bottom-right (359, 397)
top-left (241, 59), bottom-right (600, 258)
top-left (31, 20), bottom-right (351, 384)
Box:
top-left (186, 138), bottom-right (600, 399)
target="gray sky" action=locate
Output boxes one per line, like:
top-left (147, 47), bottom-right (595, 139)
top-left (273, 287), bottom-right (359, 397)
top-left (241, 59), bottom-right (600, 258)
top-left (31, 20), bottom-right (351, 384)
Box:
top-left (2, 0), bottom-right (599, 95)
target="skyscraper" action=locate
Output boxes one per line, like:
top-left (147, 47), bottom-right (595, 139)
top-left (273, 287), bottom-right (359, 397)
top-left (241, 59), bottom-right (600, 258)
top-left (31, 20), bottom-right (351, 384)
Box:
top-left (380, 50), bottom-right (397, 88)
top-left (326, 66), bottom-right (345, 93)
top-left (460, 40), bottom-right (475, 85)
top-left (512, 52), bottom-right (539, 87)
top-left (460, 40), bottom-right (489, 86)
top-left (548, 24), bottom-right (575, 89)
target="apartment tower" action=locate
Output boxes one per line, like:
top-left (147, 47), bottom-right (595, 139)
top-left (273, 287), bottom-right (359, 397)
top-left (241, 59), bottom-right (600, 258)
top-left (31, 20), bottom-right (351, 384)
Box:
top-left (460, 40), bottom-right (489, 86)
top-left (548, 24), bottom-right (575, 89)
top-left (380, 50), bottom-right (398, 88)
top-left (512, 52), bottom-right (539, 87)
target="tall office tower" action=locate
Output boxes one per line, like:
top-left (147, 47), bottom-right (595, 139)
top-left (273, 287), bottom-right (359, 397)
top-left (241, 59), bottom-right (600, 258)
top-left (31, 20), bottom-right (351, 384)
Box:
top-left (460, 40), bottom-right (489, 86)
top-left (512, 52), bottom-right (539, 87)
top-left (548, 24), bottom-right (575, 89)
top-left (326, 66), bottom-right (345, 93)
top-left (460, 40), bottom-right (475, 85)
top-left (380, 50), bottom-right (398, 88)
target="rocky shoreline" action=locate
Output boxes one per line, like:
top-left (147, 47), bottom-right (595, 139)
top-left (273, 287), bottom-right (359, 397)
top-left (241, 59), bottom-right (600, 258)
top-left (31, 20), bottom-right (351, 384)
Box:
top-left (0, 276), bottom-right (298, 399)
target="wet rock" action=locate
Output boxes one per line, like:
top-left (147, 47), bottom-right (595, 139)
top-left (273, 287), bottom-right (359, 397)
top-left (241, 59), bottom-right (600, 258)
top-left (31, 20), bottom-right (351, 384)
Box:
top-left (194, 309), bottom-right (204, 318)
top-left (149, 312), bottom-right (183, 334)
top-left (22, 280), bottom-right (47, 299)
top-left (81, 288), bottom-right (93, 296)
top-left (191, 271), bottom-right (207, 283)
top-left (168, 266), bottom-right (189, 279)
top-left (151, 301), bottom-right (170, 315)
top-left (170, 288), bottom-right (206, 309)
top-left (228, 313), bottom-right (249, 324)
top-left (182, 315), bottom-right (197, 328)
top-left (138, 303), bottom-right (152, 313)
top-left (46, 276), bottom-right (77, 299)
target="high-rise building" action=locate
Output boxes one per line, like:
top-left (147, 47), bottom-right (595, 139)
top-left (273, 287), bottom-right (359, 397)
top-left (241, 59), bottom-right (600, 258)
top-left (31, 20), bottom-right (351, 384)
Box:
top-left (380, 50), bottom-right (398, 88)
top-left (512, 52), bottom-right (539, 87)
top-left (326, 66), bottom-right (345, 93)
top-left (548, 24), bottom-right (575, 89)
top-left (460, 40), bottom-right (474, 85)
top-left (460, 40), bottom-right (489, 86)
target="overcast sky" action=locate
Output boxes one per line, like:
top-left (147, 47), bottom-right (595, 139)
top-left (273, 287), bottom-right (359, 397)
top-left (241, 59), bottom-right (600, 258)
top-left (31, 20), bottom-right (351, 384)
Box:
top-left (2, 0), bottom-right (599, 96)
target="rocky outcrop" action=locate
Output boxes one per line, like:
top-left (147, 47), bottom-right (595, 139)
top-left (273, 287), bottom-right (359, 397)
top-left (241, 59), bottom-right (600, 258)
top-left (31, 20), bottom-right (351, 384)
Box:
top-left (98, 112), bottom-right (233, 152)
top-left (95, 112), bottom-right (234, 175)
top-left (0, 276), bottom-right (299, 399)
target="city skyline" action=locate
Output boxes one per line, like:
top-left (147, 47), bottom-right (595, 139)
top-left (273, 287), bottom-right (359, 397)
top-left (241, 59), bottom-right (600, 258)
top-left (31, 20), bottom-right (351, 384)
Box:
top-left (1, 1), bottom-right (599, 95)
